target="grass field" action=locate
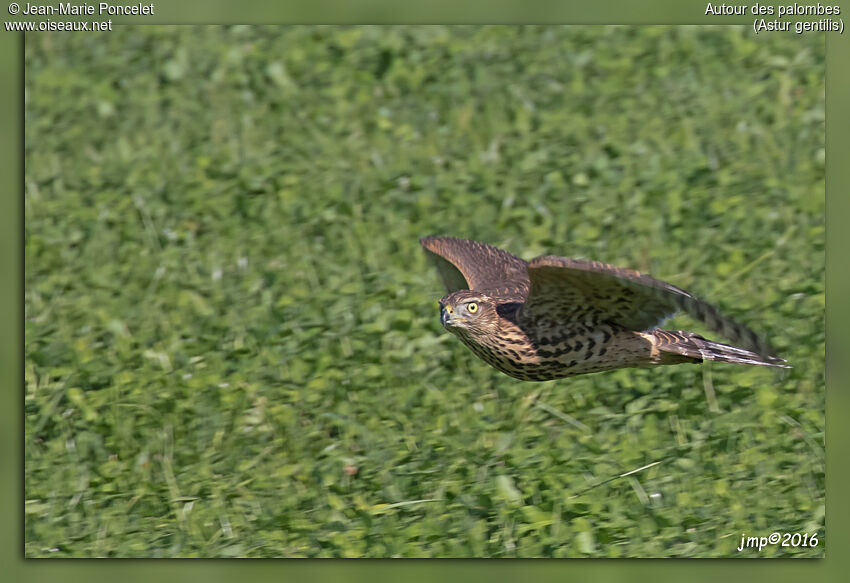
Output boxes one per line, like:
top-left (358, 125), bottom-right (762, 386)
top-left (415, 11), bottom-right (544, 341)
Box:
top-left (24, 26), bottom-right (824, 557)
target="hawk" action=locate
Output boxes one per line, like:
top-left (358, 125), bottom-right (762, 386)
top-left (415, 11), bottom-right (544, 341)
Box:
top-left (421, 236), bottom-right (788, 380)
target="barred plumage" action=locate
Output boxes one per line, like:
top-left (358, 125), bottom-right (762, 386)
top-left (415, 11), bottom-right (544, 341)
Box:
top-left (421, 236), bottom-right (788, 381)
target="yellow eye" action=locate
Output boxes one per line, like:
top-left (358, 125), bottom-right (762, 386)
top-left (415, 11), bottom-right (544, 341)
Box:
top-left (467, 302), bottom-right (478, 313)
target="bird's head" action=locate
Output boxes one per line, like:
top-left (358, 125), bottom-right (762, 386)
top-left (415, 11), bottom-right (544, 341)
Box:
top-left (439, 290), bottom-right (498, 336)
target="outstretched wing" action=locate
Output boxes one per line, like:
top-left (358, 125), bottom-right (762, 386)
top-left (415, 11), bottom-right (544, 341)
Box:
top-left (523, 255), bottom-right (777, 358)
top-left (420, 236), bottom-right (530, 295)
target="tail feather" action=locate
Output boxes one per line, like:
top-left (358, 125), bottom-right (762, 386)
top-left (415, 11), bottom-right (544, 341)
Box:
top-left (653, 330), bottom-right (790, 369)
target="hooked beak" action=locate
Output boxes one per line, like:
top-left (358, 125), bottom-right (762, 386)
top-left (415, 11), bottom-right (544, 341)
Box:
top-left (440, 304), bottom-right (463, 327)
top-left (440, 306), bottom-right (450, 326)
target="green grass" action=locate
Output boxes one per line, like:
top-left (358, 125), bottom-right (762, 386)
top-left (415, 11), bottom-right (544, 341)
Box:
top-left (24, 26), bottom-right (824, 557)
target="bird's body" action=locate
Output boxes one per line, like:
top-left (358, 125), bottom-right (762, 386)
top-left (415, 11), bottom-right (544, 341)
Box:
top-left (421, 236), bottom-right (787, 380)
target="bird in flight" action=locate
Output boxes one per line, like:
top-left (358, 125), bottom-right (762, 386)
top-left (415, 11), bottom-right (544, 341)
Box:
top-left (421, 236), bottom-right (788, 380)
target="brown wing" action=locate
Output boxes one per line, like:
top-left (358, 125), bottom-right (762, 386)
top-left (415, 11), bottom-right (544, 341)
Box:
top-left (420, 236), bottom-right (529, 295)
top-left (523, 255), bottom-right (776, 358)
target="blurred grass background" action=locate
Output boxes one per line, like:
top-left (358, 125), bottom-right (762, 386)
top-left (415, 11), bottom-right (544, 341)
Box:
top-left (24, 26), bottom-right (823, 558)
